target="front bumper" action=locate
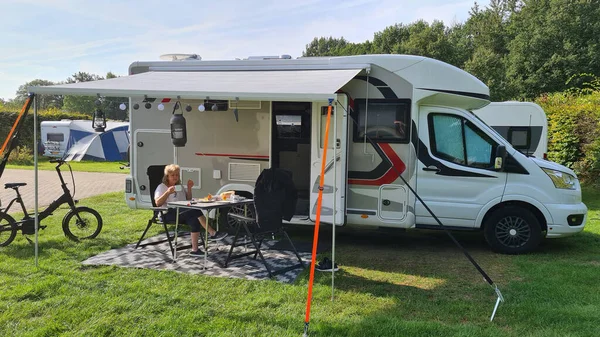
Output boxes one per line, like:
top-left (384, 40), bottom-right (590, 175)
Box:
top-left (545, 202), bottom-right (588, 238)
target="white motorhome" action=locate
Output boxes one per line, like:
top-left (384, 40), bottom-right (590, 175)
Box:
top-left (473, 101), bottom-right (548, 159)
top-left (30, 54), bottom-right (587, 254)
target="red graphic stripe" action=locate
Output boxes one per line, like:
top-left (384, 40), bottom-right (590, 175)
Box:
top-left (161, 98), bottom-right (171, 103)
top-left (195, 152), bottom-right (269, 159)
top-left (347, 143), bottom-right (406, 186)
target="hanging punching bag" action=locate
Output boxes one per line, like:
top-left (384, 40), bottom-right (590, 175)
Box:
top-left (170, 113), bottom-right (187, 147)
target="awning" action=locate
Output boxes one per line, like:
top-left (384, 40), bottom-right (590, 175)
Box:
top-left (29, 68), bottom-right (364, 101)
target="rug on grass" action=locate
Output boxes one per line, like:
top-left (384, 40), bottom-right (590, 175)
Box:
top-left (82, 232), bottom-right (311, 284)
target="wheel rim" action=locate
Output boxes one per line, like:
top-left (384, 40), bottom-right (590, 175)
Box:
top-left (495, 215), bottom-right (531, 248)
top-left (0, 217), bottom-right (16, 245)
top-left (68, 212), bottom-right (99, 239)
top-left (227, 204), bottom-right (255, 227)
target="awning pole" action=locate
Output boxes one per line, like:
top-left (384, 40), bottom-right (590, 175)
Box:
top-left (304, 98), bottom-right (334, 337)
top-left (331, 98), bottom-right (338, 301)
top-left (33, 95), bottom-right (39, 268)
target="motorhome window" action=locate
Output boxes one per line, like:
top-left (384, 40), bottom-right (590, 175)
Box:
top-left (47, 133), bottom-right (64, 142)
top-left (276, 115), bottom-right (302, 139)
top-left (430, 114), bottom-right (496, 169)
top-left (507, 127), bottom-right (531, 149)
top-left (320, 106), bottom-right (335, 148)
top-left (353, 99), bottom-right (410, 143)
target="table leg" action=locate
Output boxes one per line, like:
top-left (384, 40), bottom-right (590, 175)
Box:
top-left (204, 213), bottom-right (209, 270)
top-left (173, 207), bottom-right (180, 262)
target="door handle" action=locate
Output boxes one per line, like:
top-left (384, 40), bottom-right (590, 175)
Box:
top-left (423, 165), bottom-right (440, 172)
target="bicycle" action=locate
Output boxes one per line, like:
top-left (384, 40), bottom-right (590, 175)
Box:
top-left (0, 158), bottom-right (103, 246)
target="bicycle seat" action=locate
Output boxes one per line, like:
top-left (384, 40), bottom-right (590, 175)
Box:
top-left (4, 183), bottom-right (27, 189)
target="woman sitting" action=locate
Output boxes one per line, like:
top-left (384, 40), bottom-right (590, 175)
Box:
top-left (154, 164), bottom-right (227, 256)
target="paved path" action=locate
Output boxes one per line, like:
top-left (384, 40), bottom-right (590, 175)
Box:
top-left (1, 169), bottom-right (125, 214)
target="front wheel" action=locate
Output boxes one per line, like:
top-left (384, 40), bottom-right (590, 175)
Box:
top-left (62, 207), bottom-right (103, 241)
top-left (484, 206), bottom-right (542, 254)
top-left (0, 212), bottom-right (18, 247)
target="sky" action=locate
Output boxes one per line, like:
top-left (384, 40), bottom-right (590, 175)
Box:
top-left (0, 0), bottom-right (490, 100)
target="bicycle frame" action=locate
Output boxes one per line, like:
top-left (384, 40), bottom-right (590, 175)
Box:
top-left (3, 161), bottom-right (76, 224)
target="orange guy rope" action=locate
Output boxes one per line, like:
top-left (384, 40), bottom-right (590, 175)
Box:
top-left (0, 96), bottom-right (32, 155)
top-left (303, 99), bottom-right (334, 337)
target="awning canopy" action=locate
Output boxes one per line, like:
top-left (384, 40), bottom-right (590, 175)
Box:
top-left (29, 68), bottom-right (364, 101)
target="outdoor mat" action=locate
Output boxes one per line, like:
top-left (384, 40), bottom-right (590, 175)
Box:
top-left (269, 238), bottom-right (331, 253)
top-left (82, 232), bottom-right (311, 284)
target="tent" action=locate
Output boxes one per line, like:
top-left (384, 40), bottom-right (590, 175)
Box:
top-left (64, 124), bottom-right (129, 161)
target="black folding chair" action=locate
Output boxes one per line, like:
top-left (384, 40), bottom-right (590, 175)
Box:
top-left (135, 165), bottom-right (202, 256)
top-left (225, 168), bottom-right (305, 278)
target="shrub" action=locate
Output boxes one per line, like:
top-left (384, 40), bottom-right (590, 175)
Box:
top-left (7, 146), bottom-right (34, 165)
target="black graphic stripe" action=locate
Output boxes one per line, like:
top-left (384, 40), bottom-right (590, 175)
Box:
top-left (417, 87), bottom-right (490, 101)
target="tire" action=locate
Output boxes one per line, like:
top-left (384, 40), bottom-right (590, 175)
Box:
top-left (483, 206), bottom-right (542, 254)
top-left (0, 212), bottom-right (18, 247)
top-left (62, 207), bottom-right (103, 241)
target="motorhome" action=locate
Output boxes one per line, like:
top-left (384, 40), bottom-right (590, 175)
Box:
top-left (41, 120), bottom-right (129, 160)
top-left (473, 101), bottom-right (548, 159)
top-left (29, 54), bottom-right (587, 254)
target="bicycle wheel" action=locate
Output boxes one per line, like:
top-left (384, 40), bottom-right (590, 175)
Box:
top-left (62, 207), bottom-right (103, 241)
top-left (0, 212), bottom-right (18, 247)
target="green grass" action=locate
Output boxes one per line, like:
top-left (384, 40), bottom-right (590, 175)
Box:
top-left (6, 157), bottom-right (128, 173)
top-left (1, 189), bottom-right (599, 336)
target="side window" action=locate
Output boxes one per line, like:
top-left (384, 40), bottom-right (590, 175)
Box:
top-left (275, 115), bottom-right (302, 139)
top-left (507, 126), bottom-right (531, 150)
top-left (353, 99), bottom-right (410, 143)
top-left (429, 114), bottom-right (496, 169)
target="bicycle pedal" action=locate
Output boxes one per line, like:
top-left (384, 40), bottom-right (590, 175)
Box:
top-left (40, 225), bottom-right (47, 230)
top-left (25, 236), bottom-right (33, 245)
top-left (74, 200), bottom-right (79, 204)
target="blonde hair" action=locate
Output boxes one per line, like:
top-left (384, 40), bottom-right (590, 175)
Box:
top-left (162, 164), bottom-right (181, 185)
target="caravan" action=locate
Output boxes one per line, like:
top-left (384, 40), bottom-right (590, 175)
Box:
top-left (30, 55), bottom-right (587, 254)
top-left (473, 101), bottom-right (548, 159)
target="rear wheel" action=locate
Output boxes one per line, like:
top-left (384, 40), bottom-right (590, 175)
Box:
top-left (62, 207), bottom-right (103, 241)
top-left (0, 213), bottom-right (18, 247)
top-left (484, 206), bottom-right (542, 254)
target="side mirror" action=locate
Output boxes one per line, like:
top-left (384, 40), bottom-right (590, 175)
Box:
top-left (494, 145), bottom-right (507, 170)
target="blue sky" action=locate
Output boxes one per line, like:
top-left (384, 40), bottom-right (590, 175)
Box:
top-left (0, 0), bottom-right (489, 100)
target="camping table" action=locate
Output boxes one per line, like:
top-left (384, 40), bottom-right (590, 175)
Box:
top-left (167, 199), bottom-right (254, 268)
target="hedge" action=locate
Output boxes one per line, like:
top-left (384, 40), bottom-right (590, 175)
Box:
top-left (0, 108), bottom-right (91, 151)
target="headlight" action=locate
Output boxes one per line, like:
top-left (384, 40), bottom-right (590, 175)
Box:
top-left (542, 168), bottom-right (577, 189)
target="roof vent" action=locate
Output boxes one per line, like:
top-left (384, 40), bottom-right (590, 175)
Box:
top-left (246, 55), bottom-right (292, 60)
top-left (159, 54), bottom-right (201, 61)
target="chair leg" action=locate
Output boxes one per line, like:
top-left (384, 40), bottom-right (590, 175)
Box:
top-left (162, 222), bottom-right (175, 257)
top-left (135, 220), bottom-right (154, 249)
top-left (225, 223), bottom-right (243, 268)
top-left (253, 237), bottom-right (265, 260)
top-left (282, 230), bottom-right (305, 268)
top-left (243, 223), bottom-right (273, 278)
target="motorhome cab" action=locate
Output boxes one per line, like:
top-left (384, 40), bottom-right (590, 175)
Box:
top-left (473, 101), bottom-right (548, 159)
top-left (30, 54), bottom-right (587, 254)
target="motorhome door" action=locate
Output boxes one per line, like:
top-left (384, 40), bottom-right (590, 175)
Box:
top-left (309, 94), bottom-right (349, 225)
top-left (133, 129), bottom-right (172, 204)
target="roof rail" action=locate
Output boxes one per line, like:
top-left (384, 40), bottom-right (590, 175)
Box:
top-left (246, 55), bottom-right (292, 60)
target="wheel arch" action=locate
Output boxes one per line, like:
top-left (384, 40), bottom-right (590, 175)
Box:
top-left (481, 200), bottom-right (548, 232)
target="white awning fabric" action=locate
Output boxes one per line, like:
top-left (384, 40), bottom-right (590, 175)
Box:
top-left (29, 69), bottom-right (364, 101)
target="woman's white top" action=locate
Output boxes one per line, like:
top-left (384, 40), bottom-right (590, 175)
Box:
top-left (154, 183), bottom-right (186, 205)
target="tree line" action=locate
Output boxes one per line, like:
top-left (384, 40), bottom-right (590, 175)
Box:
top-left (302, 0), bottom-right (600, 101)
top-left (1, 72), bottom-right (128, 120)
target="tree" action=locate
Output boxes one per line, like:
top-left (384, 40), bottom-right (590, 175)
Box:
top-left (302, 37), bottom-right (350, 57)
top-left (63, 72), bottom-right (106, 115)
top-left (15, 79), bottom-right (64, 110)
top-left (506, 0), bottom-right (600, 99)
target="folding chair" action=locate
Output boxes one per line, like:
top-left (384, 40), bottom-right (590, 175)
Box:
top-left (225, 168), bottom-right (305, 278)
top-left (135, 165), bottom-right (202, 256)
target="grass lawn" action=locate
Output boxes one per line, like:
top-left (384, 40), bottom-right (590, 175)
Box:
top-left (0, 189), bottom-right (599, 336)
top-left (6, 157), bottom-right (128, 174)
